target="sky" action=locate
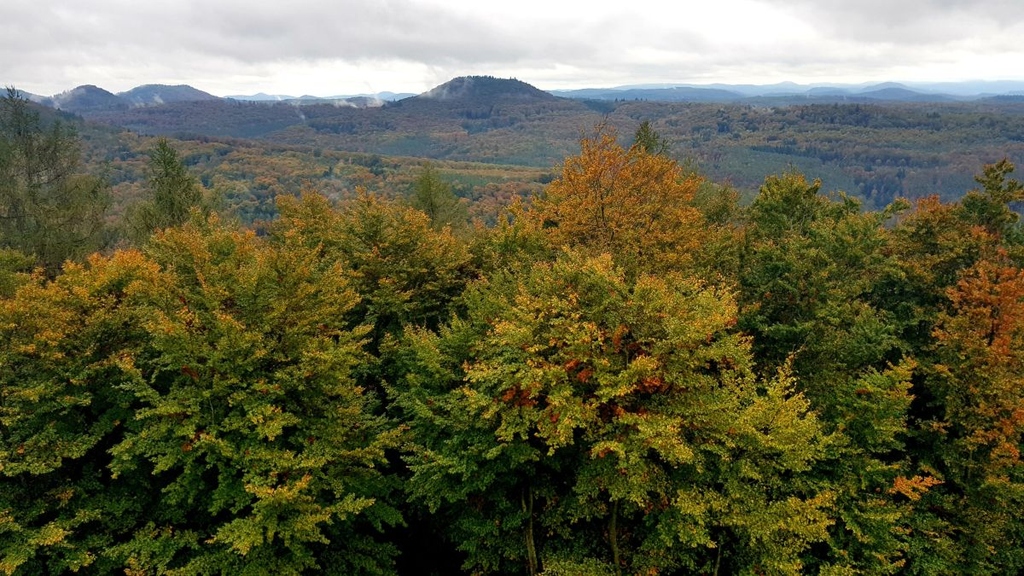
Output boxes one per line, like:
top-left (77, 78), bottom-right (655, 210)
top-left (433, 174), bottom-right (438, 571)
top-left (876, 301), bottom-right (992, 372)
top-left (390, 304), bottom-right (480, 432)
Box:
top-left (3, 0), bottom-right (1024, 97)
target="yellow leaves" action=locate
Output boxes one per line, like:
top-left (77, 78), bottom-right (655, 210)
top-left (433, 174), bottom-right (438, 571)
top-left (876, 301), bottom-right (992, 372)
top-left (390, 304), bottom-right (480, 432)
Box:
top-left (27, 523), bottom-right (68, 547)
top-left (51, 487), bottom-right (75, 508)
top-left (248, 403), bottom-right (301, 441)
top-left (888, 475), bottom-right (942, 502)
top-left (246, 472), bottom-right (314, 501)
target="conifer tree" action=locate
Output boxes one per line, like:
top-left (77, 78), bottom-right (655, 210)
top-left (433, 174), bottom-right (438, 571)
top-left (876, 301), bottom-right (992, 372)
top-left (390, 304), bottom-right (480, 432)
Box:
top-left (126, 138), bottom-right (204, 244)
top-left (0, 87), bottom-right (108, 275)
top-left (409, 163), bottom-right (467, 232)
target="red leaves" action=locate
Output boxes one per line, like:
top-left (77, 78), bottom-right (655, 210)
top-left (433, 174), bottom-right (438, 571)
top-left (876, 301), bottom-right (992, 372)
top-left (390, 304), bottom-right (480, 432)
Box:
top-left (499, 386), bottom-right (537, 408)
top-left (612, 324), bottom-right (629, 352)
top-left (564, 358), bottom-right (595, 384)
top-left (637, 376), bottom-right (667, 394)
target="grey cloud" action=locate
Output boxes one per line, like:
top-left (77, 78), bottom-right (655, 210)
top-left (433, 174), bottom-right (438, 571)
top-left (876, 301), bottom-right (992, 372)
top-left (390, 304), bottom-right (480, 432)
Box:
top-left (1, 0), bottom-right (574, 69)
top-left (2, 0), bottom-right (1022, 95)
top-left (761, 0), bottom-right (1024, 43)
top-left (1, 0), bottom-right (697, 93)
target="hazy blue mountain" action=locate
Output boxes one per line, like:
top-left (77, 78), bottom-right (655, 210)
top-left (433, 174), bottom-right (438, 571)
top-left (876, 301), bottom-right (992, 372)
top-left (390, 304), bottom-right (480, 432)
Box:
top-left (806, 86), bottom-right (853, 96)
top-left (856, 86), bottom-right (954, 102)
top-left (227, 91), bottom-right (415, 103)
top-left (226, 93), bottom-right (296, 102)
top-left (907, 80), bottom-right (1024, 96)
top-left (551, 86), bottom-right (745, 102)
top-left (549, 80), bottom-right (1020, 103)
top-left (31, 78), bottom-right (1024, 112)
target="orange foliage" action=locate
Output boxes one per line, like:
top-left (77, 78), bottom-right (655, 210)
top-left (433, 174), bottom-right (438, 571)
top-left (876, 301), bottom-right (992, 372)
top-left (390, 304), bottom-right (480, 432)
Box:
top-left (888, 475), bottom-right (943, 501)
top-left (934, 253), bottom-right (1024, 473)
top-left (535, 129), bottom-right (703, 272)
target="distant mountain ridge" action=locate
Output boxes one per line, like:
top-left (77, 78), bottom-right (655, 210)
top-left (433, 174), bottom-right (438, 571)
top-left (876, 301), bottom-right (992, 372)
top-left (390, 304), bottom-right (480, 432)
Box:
top-left (227, 91), bottom-right (415, 103)
top-left (10, 75), bottom-right (1024, 215)
top-left (51, 85), bottom-right (127, 113)
top-left (550, 80), bottom-right (1024, 103)
top-left (32, 84), bottom-right (220, 114)
top-left (15, 78), bottom-right (1024, 115)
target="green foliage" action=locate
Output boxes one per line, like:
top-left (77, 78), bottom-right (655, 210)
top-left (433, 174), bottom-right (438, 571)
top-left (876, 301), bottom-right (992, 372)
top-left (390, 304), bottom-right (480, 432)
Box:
top-left (736, 172), bottom-right (921, 572)
top-left (274, 190), bottom-right (472, 347)
top-left (0, 88), bottom-right (109, 275)
top-left (4, 125), bottom-right (1024, 575)
top-left (393, 250), bottom-right (831, 575)
top-left (409, 163), bottom-right (468, 232)
top-left (0, 248), bottom-right (33, 297)
top-left (0, 215), bottom-right (403, 574)
top-left (0, 250), bottom-right (163, 575)
top-left (739, 172), bottom-right (906, 393)
top-left (631, 120), bottom-right (669, 156)
top-left (126, 138), bottom-right (204, 243)
top-left (960, 158), bottom-right (1024, 242)
top-left (108, 216), bottom-right (400, 574)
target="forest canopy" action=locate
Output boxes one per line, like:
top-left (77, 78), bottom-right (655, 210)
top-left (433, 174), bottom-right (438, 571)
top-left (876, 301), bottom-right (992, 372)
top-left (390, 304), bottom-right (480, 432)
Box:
top-left (2, 88), bottom-right (1024, 575)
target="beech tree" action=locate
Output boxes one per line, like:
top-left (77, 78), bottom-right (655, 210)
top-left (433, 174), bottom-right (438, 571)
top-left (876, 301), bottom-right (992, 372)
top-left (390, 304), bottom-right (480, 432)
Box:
top-left (913, 254), bottom-right (1024, 573)
top-left (393, 251), bottom-right (832, 575)
top-left (533, 128), bottom-right (703, 275)
top-left (0, 251), bottom-right (161, 575)
top-left (0, 215), bottom-right (403, 575)
top-left (108, 217), bottom-right (401, 574)
top-left (736, 172), bottom-right (923, 573)
top-left (273, 190), bottom-right (472, 347)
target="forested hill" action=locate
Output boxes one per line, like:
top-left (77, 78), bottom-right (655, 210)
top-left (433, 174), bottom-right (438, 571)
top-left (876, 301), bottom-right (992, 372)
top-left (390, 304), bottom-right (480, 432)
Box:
top-left (72, 94), bottom-right (1024, 208)
top-left (119, 84), bottom-right (220, 106)
top-left (413, 75), bottom-right (559, 102)
top-left (14, 75), bottom-right (1024, 206)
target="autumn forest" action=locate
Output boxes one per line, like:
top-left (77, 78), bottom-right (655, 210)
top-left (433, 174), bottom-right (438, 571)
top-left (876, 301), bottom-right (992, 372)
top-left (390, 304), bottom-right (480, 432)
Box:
top-left (2, 79), bottom-right (1024, 576)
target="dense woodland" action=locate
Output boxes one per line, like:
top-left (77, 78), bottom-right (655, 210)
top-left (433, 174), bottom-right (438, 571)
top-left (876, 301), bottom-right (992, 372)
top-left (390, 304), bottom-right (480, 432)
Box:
top-left (3, 84), bottom-right (1024, 575)
top-left (40, 77), bottom-right (1024, 216)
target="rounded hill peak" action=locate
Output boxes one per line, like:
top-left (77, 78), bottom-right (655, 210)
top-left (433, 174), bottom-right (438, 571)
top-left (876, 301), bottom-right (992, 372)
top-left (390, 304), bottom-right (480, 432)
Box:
top-left (415, 76), bottom-right (557, 103)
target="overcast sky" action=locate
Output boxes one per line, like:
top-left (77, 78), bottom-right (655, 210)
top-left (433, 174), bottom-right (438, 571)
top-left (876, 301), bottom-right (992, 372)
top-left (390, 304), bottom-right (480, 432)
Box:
top-left (3, 0), bottom-right (1024, 97)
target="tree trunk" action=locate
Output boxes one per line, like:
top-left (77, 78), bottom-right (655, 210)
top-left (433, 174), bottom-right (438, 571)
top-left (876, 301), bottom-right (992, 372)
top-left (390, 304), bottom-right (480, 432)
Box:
top-left (524, 487), bottom-right (539, 576)
top-left (610, 499), bottom-right (622, 576)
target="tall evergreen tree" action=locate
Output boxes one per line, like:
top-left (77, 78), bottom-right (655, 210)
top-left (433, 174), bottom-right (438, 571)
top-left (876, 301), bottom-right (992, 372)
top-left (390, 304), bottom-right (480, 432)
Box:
top-left (409, 164), bottom-right (466, 232)
top-left (126, 138), bottom-right (203, 244)
top-left (631, 120), bottom-right (670, 156)
top-left (0, 87), bottom-right (108, 275)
